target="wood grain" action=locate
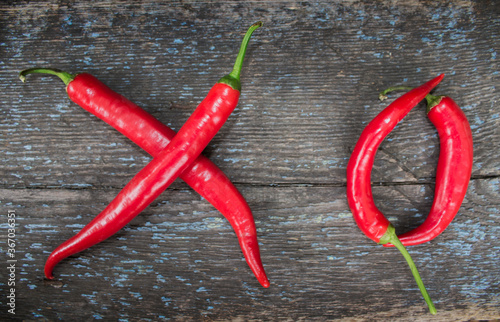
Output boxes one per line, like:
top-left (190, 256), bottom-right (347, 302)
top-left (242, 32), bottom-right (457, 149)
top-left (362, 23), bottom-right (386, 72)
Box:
top-left (1, 1), bottom-right (499, 320)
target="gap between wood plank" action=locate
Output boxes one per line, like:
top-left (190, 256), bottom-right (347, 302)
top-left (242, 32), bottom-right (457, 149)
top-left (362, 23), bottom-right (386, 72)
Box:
top-left (1, 174), bottom-right (496, 190)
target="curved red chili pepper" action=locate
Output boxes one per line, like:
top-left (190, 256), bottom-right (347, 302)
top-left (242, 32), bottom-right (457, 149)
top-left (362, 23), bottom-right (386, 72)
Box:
top-left (346, 74), bottom-right (444, 314)
top-left (347, 75), bottom-right (444, 243)
top-left (20, 22), bottom-right (266, 286)
top-left (380, 93), bottom-right (473, 247)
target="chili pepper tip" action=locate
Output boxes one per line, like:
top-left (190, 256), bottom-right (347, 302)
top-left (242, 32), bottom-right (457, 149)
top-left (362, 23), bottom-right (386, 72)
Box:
top-left (379, 74), bottom-right (445, 102)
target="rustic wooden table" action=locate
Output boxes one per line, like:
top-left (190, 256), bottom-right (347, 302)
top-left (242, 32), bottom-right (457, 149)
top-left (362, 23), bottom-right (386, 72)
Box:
top-left (1, 1), bottom-right (499, 321)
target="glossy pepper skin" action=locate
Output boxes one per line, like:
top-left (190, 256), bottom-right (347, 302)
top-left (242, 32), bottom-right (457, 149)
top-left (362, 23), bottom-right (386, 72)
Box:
top-left (19, 71), bottom-right (268, 287)
top-left (385, 95), bottom-right (473, 247)
top-left (347, 74), bottom-right (444, 243)
top-left (346, 75), bottom-right (445, 315)
top-left (21, 22), bottom-right (267, 286)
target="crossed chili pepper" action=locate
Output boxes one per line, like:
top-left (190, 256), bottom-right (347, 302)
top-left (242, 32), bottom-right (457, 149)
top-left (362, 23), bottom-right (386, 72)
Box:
top-left (20, 22), bottom-right (269, 288)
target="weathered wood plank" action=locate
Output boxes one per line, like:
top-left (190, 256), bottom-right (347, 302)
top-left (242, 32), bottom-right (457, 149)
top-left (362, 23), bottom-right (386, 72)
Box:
top-left (0, 179), bottom-right (498, 320)
top-left (0, 0), bottom-right (499, 320)
top-left (1, 1), bottom-right (499, 187)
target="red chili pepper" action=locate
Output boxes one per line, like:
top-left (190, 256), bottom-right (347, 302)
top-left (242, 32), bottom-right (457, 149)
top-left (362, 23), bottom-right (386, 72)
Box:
top-left (346, 74), bottom-right (445, 314)
top-left (20, 22), bottom-right (266, 286)
top-left (377, 89), bottom-right (473, 247)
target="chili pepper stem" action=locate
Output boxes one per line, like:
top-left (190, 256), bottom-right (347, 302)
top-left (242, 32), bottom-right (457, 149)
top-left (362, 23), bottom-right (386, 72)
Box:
top-left (424, 94), bottom-right (445, 113)
top-left (379, 225), bottom-right (437, 315)
top-left (378, 86), bottom-right (414, 101)
top-left (20, 22), bottom-right (263, 91)
top-left (218, 21), bottom-right (262, 91)
top-left (19, 68), bottom-right (75, 86)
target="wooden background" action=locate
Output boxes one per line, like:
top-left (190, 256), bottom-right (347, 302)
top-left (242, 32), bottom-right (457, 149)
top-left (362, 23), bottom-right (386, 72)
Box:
top-left (1, 1), bottom-right (499, 321)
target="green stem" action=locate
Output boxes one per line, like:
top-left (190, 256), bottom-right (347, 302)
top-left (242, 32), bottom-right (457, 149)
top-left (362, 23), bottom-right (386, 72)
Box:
top-left (19, 68), bottom-right (75, 86)
top-left (218, 21), bottom-right (262, 91)
top-left (380, 225), bottom-right (437, 315)
top-left (425, 94), bottom-right (445, 113)
top-left (378, 86), bottom-right (413, 101)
